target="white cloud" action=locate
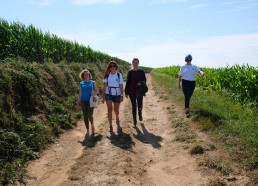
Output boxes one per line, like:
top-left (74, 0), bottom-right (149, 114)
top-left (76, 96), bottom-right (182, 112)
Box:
top-left (150, 0), bottom-right (188, 5)
top-left (69, 0), bottom-right (125, 5)
top-left (110, 33), bottom-right (258, 68)
top-left (26, 0), bottom-right (57, 6)
top-left (245, 0), bottom-right (258, 6)
top-left (169, 29), bottom-right (189, 35)
top-left (221, 1), bottom-right (236, 6)
top-left (188, 3), bottom-right (208, 10)
top-left (150, 0), bottom-right (169, 4)
top-left (121, 37), bottom-right (136, 41)
top-left (55, 30), bottom-right (116, 47)
top-left (25, 1), bottom-right (36, 5)
top-left (245, 0), bottom-right (258, 3)
top-left (40, 0), bottom-right (58, 6)
top-left (219, 0), bottom-right (258, 13)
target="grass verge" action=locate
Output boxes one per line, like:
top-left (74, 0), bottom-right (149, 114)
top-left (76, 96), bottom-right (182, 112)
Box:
top-left (151, 71), bottom-right (258, 184)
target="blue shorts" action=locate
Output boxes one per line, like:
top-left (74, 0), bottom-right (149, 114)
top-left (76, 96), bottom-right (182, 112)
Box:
top-left (105, 94), bottom-right (121, 103)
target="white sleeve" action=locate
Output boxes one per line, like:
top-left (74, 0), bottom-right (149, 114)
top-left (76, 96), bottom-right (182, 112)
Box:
top-left (103, 78), bottom-right (107, 83)
top-left (178, 67), bottom-right (183, 76)
top-left (195, 66), bottom-right (200, 73)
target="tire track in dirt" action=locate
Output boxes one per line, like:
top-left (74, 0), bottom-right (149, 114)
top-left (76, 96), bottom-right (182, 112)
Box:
top-left (26, 74), bottom-right (208, 186)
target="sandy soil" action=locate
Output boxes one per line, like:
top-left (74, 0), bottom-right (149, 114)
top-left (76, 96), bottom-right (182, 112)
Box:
top-left (25, 74), bottom-right (248, 186)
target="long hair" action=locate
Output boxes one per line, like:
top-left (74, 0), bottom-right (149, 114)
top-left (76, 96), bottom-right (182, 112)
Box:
top-left (103, 61), bottom-right (118, 79)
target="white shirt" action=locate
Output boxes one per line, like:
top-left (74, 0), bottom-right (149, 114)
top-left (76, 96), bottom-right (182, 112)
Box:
top-left (178, 64), bottom-right (200, 81)
top-left (103, 72), bottom-right (124, 95)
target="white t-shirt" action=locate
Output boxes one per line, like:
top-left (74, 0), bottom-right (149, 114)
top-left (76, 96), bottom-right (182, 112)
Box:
top-left (178, 64), bottom-right (200, 81)
top-left (103, 72), bottom-right (124, 95)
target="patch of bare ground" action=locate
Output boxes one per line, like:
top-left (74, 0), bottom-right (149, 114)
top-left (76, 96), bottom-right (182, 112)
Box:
top-left (25, 74), bottom-right (251, 186)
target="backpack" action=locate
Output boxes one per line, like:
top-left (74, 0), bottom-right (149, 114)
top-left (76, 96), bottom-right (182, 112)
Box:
top-left (106, 72), bottom-right (120, 84)
top-left (106, 72), bottom-right (121, 96)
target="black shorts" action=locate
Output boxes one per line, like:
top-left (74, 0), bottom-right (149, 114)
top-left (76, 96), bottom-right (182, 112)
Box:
top-left (105, 94), bottom-right (121, 103)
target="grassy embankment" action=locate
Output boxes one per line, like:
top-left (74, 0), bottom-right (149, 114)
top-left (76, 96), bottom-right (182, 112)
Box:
top-left (151, 71), bottom-right (258, 185)
top-left (0, 57), bottom-right (129, 185)
top-left (0, 18), bottom-right (131, 185)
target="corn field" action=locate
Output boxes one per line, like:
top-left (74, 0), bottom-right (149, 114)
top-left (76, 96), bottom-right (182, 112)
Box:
top-left (0, 18), bottom-right (127, 65)
top-left (153, 64), bottom-right (258, 107)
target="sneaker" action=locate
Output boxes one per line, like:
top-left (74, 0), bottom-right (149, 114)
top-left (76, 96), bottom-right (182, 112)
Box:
top-left (185, 111), bottom-right (190, 118)
top-left (139, 114), bottom-right (143, 121)
top-left (109, 126), bottom-right (113, 133)
top-left (117, 126), bottom-right (122, 134)
top-left (133, 122), bottom-right (137, 128)
top-left (85, 131), bottom-right (90, 139)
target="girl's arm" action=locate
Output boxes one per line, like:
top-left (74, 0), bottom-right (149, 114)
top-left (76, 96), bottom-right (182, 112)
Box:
top-left (124, 70), bottom-right (131, 96)
top-left (93, 81), bottom-right (99, 95)
top-left (199, 70), bottom-right (204, 77)
top-left (102, 82), bottom-right (107, 103)
top-left (120, 83), bottom-right (124, 102)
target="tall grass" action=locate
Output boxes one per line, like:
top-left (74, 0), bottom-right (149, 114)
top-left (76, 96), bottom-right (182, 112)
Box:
top-left (0, 18), bottom-right (129, 66)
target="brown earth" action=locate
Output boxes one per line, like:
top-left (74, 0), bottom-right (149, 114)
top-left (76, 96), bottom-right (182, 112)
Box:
top-left (25, 74), bottom-right (250, 186)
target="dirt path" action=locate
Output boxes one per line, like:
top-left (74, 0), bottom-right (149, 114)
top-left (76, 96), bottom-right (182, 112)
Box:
top-left (26, 74), bottom-right (209, 186)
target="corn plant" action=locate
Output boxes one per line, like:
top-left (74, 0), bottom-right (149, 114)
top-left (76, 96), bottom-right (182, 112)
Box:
top-left (153, 64), bottom-right (258, 107)
top-left (0, 18), bottom-right (128, 65)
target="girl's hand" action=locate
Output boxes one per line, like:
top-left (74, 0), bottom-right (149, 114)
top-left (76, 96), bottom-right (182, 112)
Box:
top-left (91, 91), bottom-right (97, 96)
top-left (200, 71), bottom-right (204, 77)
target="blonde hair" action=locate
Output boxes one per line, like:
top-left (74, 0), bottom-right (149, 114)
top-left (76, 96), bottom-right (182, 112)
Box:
top-left (79, 69), bottom-right (92, 80)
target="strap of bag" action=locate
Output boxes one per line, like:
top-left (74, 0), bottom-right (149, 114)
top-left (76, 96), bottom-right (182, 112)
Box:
top-left (92, 81), bottom-right (94, 92)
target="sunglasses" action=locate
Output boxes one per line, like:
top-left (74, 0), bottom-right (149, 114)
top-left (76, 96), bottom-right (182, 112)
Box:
top-left (109, 65), bottom-right (116, 68)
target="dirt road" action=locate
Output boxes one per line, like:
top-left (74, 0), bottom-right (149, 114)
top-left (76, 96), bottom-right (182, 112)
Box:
top-left (26, 74), bottom-right (211, 186)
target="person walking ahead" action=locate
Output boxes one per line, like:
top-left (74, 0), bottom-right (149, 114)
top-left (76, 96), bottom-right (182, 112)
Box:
top-left (178, 54), bottom-right (204, 117)
top-left (125, 58), bottom-right (147, 128)
top-left (77, 69), bottom-right (99, 138)
top-left (102, 61), bottom-right (124, 135)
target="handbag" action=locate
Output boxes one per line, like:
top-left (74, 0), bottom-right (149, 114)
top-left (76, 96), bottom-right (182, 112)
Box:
top-left (136, 81), bottom-right (148, 98)
top-left (90, 81), bottom-right (99, 108)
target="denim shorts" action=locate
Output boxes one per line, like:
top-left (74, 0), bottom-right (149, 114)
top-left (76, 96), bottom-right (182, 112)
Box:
top-left (105, 94), bottom-right (121, 103)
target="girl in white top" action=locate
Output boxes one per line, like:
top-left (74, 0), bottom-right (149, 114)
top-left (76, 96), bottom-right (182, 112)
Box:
top-left (178, 54), bottom-right (204, 117)
top-left (102, 61), bottom-right (124, 134)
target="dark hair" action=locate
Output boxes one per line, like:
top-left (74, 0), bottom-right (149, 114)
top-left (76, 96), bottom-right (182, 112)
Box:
top-left (103, 61), bottom-right (118, 79)
top-left (132, 58), bottom-right (139, 62)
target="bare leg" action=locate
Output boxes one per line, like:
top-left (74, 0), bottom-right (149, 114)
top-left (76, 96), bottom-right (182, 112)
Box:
top-left (106, 100), bottom-right (113, 132)
top-left (114, 102), bottom-right (120, 125)
top-left (114, 102), bottom-right (122, 133)
top-left (89, 117), bottom-right (94, 135)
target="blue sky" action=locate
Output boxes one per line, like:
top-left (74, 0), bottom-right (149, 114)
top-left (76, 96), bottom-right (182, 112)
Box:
top-left (1, 0), bottom-right (258, 68)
